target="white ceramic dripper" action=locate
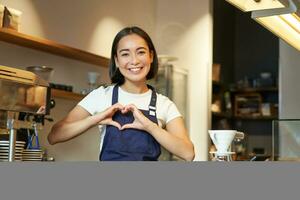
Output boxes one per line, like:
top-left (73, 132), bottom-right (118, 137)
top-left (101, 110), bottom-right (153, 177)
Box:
top-left (209, 130), bottom-right (244, 154)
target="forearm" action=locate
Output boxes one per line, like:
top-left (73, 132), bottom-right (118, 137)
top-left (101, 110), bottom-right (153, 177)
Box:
top-left (48, 115), bottom-right (100, 145)
top-left (146, 122), bottom-right (194, 161)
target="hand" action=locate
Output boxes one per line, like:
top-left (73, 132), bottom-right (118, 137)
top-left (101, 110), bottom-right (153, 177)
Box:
top-left (120, 104), bottom-right (154, 132)
top-left (96, 103), bottom-right (124, 129)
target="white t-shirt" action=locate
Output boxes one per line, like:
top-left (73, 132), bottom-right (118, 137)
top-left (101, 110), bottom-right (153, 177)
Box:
top-left (78, 85), bottom-right (182, 152)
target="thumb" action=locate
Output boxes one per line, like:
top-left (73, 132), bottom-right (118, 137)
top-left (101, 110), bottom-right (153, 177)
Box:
top-left (109, 121), bottom-right (122, 130)
top-left (121, 123), bottom-right (135, 130)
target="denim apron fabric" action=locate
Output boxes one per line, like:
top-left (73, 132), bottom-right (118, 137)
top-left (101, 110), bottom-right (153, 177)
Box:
top-left (99, 85), bottom-right (161, 161)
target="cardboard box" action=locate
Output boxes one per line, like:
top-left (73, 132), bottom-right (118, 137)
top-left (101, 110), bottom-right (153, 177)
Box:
top-left (212, 63), bottom-right (221, 82)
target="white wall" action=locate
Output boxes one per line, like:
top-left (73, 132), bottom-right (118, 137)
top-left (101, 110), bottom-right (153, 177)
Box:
top-left (278, 40), bottom-right (300, 158)
top-left (0, 0), bottom-right (213, 161)
top-left (1, 0), bottom-right (156, 57)
top-left (279, 40), bottom-right (300, 119)
top-left (155, 0), bottom-right (213, 160)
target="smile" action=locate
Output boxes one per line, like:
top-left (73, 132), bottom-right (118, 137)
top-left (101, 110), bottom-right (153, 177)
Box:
top-left (128, 67), bottom-right (143, 73)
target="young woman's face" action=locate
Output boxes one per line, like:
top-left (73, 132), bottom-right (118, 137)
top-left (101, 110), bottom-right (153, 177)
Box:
top-left (114, 34), bottom-right (153, 84)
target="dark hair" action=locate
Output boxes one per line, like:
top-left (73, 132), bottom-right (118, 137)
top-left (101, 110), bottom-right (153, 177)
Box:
top-left (109, 26), bottom-right (158, 85)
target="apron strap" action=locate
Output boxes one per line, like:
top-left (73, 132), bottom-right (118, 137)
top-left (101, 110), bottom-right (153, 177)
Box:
top-left (111, 84), bottom-right (119, 105)
top-left (147, 85), bottom-right (157, 117)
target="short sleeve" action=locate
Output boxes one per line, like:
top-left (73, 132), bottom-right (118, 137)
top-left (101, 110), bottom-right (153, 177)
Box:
top-left (77, 86), bottom-right (108, 115)
top-left (164, 101), bottom-right (182, 123)
top-left (156, 94), bottom-right (182, 125)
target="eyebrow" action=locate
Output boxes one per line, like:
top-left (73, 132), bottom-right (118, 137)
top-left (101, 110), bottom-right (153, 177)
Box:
top-left (118, 47), bottom-right (148, 53)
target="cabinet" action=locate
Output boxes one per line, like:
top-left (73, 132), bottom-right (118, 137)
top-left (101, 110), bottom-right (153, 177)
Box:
top-left (230, 87), bottom-right (278, 120)
top-left (0, 28), bottom-right (110, 100)
top-left (212, 81), bottom-right (278, 160)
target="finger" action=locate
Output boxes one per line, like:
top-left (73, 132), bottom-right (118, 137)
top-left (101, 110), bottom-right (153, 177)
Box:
top-left (113, 103), bottom-right (124, 110)
top-left (107, 104), bottom-right (123, 115)
top-left (111, 105), bottom-right (121, 112)
top-left (109, 121), bottom-right (122, 130)
top-left (120, 123), bottom-right (136, 130)
top-left (123, 104), bottom-right (136, 113)
top-left (121, 106), bottom-right (132, 114)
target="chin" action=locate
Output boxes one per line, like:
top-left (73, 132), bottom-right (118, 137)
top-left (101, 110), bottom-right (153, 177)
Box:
top-left (124, 73), bottom-right (149, 82)
top-left (126, 76), bottom-right (147, 83)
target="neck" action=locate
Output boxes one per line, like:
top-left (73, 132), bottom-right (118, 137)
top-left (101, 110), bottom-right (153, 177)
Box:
top-left (121, 81), bottom-right (148, 94)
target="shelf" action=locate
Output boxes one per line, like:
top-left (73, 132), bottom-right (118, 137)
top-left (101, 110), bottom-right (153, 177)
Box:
top-left (212, 112), bottom-right (278, 120)
top-left (234, 115), bottom-right (278, 120)
top-left (51, 89), bottom-right (85, 101)
top-left (230, 87), bottom-right (278, 93)
top-left (0, 28), bottom-right (110, 67)
top-left (212, 112), bottom-right (232, 118)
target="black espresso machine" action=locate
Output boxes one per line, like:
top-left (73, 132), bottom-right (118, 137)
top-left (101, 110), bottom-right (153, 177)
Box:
top-left (0, 65), bottom-right (52, 161)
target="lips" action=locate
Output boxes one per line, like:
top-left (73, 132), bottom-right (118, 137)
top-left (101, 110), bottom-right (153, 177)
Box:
top-left (128, 67), bottom-right (143, 73)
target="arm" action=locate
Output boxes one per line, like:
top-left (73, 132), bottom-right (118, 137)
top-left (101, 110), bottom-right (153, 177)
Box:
top-left (48, 103), bottom-right (123, 145)
top-left (120, 104), bottom-right (195, 161)
top-left (146, 117), bottom-right (195, 161)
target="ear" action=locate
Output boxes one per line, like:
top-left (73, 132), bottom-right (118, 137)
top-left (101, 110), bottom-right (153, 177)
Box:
top-left (114, 55), bottom-right (119, 68)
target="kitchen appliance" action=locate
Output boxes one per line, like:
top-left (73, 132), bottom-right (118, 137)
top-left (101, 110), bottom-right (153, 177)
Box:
top-left (26, 66), bottom-right (54, 82)
top-left (0, 65), bottom-right (51, 161)
top-left (209, 130), bottom-right (244, 161)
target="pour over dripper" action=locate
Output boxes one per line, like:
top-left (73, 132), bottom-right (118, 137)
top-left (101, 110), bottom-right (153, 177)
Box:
top-left (209, 130), bottom-right (237, 154)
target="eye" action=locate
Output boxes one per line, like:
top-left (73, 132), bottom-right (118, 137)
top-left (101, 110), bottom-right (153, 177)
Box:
top-left (120, 53), bottom-right (129, 57)
top-left (137, 51), bottom-right (146, 55)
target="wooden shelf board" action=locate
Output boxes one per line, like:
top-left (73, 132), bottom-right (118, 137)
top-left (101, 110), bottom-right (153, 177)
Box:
top-left (234, 115), bottom-right (278, 120)
top-left (212, 112), bottom-right (278, 120)
top-left (230, 87), bottom-right (278, 93)
top-left (51, 89), bottom-right (85, 101)
top-left (0, 28), bottom-right (110, 67)
top-left (212, 112), bottom-right (232, 118)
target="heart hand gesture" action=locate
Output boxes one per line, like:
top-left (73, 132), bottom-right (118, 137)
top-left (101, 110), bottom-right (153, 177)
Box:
top-left (96, 103), bottom-right (123, 129)
top-left (120, 104), bottom-right (154, 131)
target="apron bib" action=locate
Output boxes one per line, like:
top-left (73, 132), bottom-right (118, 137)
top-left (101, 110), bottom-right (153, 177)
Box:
top-left (100, 85), bottom-right (161, 161)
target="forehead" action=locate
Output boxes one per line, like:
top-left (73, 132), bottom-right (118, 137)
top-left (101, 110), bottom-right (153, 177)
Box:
top-left (117, 34), bottom-right (149, 50)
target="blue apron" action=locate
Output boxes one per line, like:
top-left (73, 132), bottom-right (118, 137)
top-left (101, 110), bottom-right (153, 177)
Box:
top-left (99, 85), bottom-right (161, 161)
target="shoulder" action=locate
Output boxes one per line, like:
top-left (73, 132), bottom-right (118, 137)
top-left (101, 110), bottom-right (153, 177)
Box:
top-left (83, 84), bottom-right (115, 98)
top-left (93, 84), bottom-right (114, 95)
top-left (77, 84), bottom-right (115, 114)
top-left (156, 93), bottom-right (174, 107)
top-left (155, 92), bottom-right (182, 124)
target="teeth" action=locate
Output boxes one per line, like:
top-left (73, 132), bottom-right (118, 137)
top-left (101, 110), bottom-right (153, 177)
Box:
top-left (129, 67), bottom-right (142, 72)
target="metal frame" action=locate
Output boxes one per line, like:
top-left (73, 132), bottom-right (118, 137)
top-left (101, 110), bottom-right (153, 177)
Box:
top-left (252, 0), bottom-right (299, 18)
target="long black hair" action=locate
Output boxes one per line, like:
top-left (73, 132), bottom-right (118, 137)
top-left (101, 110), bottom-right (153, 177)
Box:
top-left (109, 26), bottom-right (158, 85)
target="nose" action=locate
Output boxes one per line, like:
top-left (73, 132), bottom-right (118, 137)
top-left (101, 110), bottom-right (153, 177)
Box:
top-left (130, 54), bottom-right (140, 65)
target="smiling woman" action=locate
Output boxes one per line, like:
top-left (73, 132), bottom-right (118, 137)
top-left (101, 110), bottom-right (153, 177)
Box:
top-left (47, 26), bottom-right (195, 161)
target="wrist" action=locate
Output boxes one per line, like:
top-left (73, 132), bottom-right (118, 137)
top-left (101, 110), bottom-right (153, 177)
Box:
top-left (145, 121), bottom-right (158, 133)
top-left (89, 115), bottom-right (104, 126)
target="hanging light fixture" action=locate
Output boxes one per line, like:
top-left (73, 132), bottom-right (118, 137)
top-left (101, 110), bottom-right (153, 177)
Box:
top-left (252, 0), bottom-right (300, 51)
top-left (226, 0), bottom-right (287, 12)
top-left (226, 0), bottom-right (300, 51)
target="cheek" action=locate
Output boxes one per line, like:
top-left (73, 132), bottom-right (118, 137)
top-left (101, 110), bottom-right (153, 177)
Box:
top-left (117, 58), bottom-right (129, 67)
top-left (141, 56), bottom-right (152, 65)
